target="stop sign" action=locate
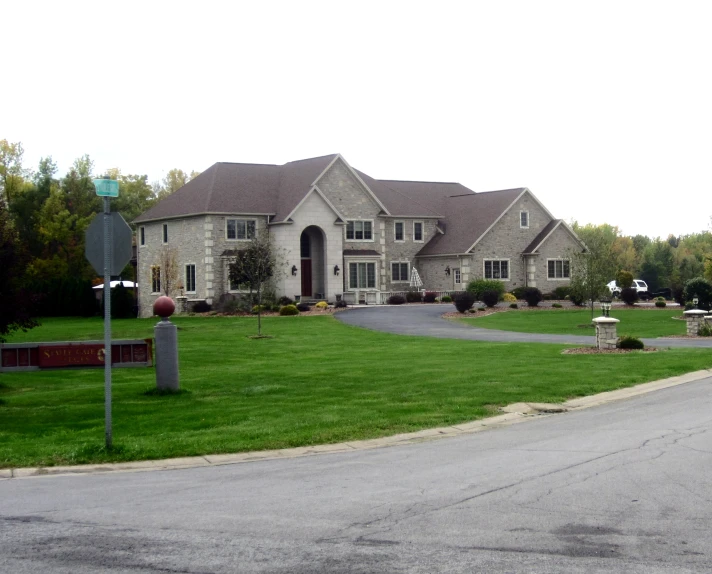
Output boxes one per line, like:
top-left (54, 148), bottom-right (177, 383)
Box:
top-left (85, 212), bottom-right (134, 275)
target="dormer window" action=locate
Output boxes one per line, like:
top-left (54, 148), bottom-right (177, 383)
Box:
top-left (520, 211), bottom-right (529, 229)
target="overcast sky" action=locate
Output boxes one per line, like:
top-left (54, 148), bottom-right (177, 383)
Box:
top-left (5, 1), bottom-right (711, 239)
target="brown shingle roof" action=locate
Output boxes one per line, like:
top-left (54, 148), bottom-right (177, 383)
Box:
top-left (522, 220), bottom-right (561, 254)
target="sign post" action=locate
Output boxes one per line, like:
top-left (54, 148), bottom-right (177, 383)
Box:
top-left (87, 178), bottom-right (122, 449)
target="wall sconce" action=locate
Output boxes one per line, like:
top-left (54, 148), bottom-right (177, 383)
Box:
top-left (444, 266), bottom-right (451, 276)
top-left (291, 265), bottom-right (298, 276)
top-left (334, 264), bottom-right (340, 276)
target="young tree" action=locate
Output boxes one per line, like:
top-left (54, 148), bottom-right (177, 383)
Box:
top-left (228, 231), bottom-right (278, 336)
top-left (158, 245), bottom-right (180, 297)
top-left (569, 225), bottom-right (617, 318)
top-left (0, 139), bottom-right (29, 205)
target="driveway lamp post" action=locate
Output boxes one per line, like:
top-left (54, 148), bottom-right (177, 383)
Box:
top-left (693, 297), bottom-right (699, 309)
top-left (600, 299), bottom-right (612, 318)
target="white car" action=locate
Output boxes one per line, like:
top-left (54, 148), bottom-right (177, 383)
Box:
top-left (607, 279), bottom-right (650, 299)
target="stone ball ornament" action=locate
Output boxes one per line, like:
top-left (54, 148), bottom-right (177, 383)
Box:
top-left (153, 296), bottom-right (176, 319)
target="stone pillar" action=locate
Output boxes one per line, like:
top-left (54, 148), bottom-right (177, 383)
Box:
top-left (175, 296), bottom-right (188, 314)
top-left (153, 296), bottom-right (180, 391)
top-left (592, 316), bottom-right (620, 350)
top-left (683, 309), bottom-right (708, 336)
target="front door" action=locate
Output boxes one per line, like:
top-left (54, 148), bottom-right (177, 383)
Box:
top-left (301, 260), bottom-right (312, 297)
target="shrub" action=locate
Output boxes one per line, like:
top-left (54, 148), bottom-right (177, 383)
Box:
top-left (683, 277), bottom-right (712, 311)
top-left (509, 303), bottom-right (518, 309)
top-left (617, 335), bottom-right (644, 350)
top-left (278, 296), bottom-right (294, 306)
top-left (221, 298), bottom-right (242, 314)
top-left (620, 287), bottom-right (638, 305)
top-left (296, 302), bottom-right (310, 312)
top-left (388, 294), bottom-right (406, 305)
top-left (655, 299), bottom-right (666, 308)
top-left (481, 289), bottom-right (500, 308)
top-left (553, 286), bottom-right (571, 300)
top-left (335, 300), bottom-right (348, 308)
top-left (406, 291), bottom-right (423, 303)
top-left (279, 304), bottom-right (299, 316)
top-left (502, 292), bottom-right (517, 303)
top-left (315, 301), bottom-right (328, 309)
top-left (251, 304), bottom-right (269, 314)
top-left (615, 270), bottom-right (634, 289)
top-left (698, 324), bottom-right (712, 337)
top-left (522, 287), bottom-right (543, 307)
top-left (569, 292), bottom-right (586, 306)
top-left (192, 300), bottom-right (212, 313)
top-left (111, 283), bottom-right (135, 319)
top-left (552, 303), bottom-right (562, 308)
top-left (673, 287), bottom-right (685, 306)
top-left (441, 295), bottom-right (452, 303)
top-left (542, 292), bottom-right (555, 301)
top-left (423, 292), bottom-right (437, 303)
top-left (478, 307), bottom-right (486, 311)
top-left (271, 304), bottom-right (280, 312)
top-left (467, 279), bottom-right (505, 300)
top-left (454, 292), bottom-right (476, 313)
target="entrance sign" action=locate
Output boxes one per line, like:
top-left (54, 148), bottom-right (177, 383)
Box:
top-left (94, 178), bottom-right (119, 197)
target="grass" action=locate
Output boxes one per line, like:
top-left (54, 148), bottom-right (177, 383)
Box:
top-left (459, 308), bottom-right (686, 338)
top-left (1, 315), bottom-right (710, 468)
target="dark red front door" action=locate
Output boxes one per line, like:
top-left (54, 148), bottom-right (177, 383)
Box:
top-left (301, 260), bottom-right (312, 297)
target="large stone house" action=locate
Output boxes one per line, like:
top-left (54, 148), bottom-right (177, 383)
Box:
top-left (134, 154), bottom-right (584, 316)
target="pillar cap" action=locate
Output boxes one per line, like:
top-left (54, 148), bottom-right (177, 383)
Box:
top-left (683, 309), bottom-right (707, 316)
top-left (592, 317), bottom-right (620, 324)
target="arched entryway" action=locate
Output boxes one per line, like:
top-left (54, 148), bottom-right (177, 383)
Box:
top-left (300, 226), bottom-right (326, 298)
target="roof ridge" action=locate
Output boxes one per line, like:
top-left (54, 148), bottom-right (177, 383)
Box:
top-left (379, 179), bottom-right (461, 185)
top-left (475, 187), bottom-right (526, 195)
top-left (283, 153), bottom-right (339, 166)
top-left (215, 161), bottom-right (279, 167)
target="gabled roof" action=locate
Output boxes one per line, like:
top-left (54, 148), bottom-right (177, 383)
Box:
top-left (522, 219), bottom-right (586, 254)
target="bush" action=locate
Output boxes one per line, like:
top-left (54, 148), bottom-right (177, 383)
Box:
top-left (278, 296), bottom-right (294, 306)
top-left (615, 270), bottom-right (634, 290)
top-left (542, 292), bottom-right (555, 301)
top-left (315, 301), bottom-right (328, 309)
top-left (481, 289), bottom-right (500, 308)
top-left (192, 300), bottom-right (212, 313)
top-left (683, 277), bottom-right (712, 311)
top-left (698, 324), bottom-right (712, 337)
top-left (271, 304), bottom-right (280, 312)
top-left (251, 304), bottom-right (269, 314)
top-left (509, 303), bottom-right (518, 309)
top-left (279, 304), bottom-right (299, 316)
top-left (553, 286), bottom-right (571, 300)
top-left (441, 295), bottom-right (452, 303)
top-left (454, 292), bottom-right (476, 313)
top-left (110, 283), bottom-right (135, 319)
top-left (406, 291), bottom-right (423, 303)
top-left (552, 303), bottom-right (562, 308)
top-left (423, 292), bottom-right (437, 303)
top-left (617, 335), bottom-right (644, 350)
top-left (335, 300), bottom-right (348, 308)
top-left (569, 292), bottom-right (586, 306)
top-left (467, 279), bottom-right (505, 300)
top-left (655, 299), bottom-right (666, 308)
top-left (673, 287), bottom-right (685, 306)
top-left (502, 292), bottom-right (517, 303)
top-left (388, 294), bottom-right (406, 305)
top-left (478, 307), bottom-right (486, 311)
top-left (620, 287), bottom-right (638, 305)
top-left (522, 287), bottom-right (543, 307)
top-left (296, 302), bottom-right (310, 312)
top-left (468, 308), bottom-right (477, 313)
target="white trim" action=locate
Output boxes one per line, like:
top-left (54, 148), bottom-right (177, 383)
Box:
top-left (345, 219), bottom-right (375, 242)
top-left (283, 185), bottom-right (346, 222)
top-left (413, 220), bottom-right (424, 243)
top-left (394, 221), bottom-right (405, 242)
top-left (184, 263), bottom-right (197, 293)
top-left (225, 217), bottom-right (257, 241)
top-left (520, 210), bottom-right (529, 229)
top-left (347, 260), bottom-right (378, 290)
top-left (483, 258), bottom-right (511, 281)
top-left (546, 258), bottom-right (571, 280)
top-left (390, 260), bottom-right (410, 283)
top-left (312, 154), bottom-right (391, 215)
top-left (453, 267), bottom-right (461, 285)
top-left (526, 220), bottom-right (587, 254)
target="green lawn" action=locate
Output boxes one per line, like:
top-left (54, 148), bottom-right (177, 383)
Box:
top-left (1, 315), bottom-right (709, 468)
top-left (459, 308), bottom-right (686, 338)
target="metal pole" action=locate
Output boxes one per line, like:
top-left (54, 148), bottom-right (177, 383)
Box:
top-left (103, 196), bottom-right (112, 449)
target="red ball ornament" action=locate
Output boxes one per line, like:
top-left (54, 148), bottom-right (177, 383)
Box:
top-left (153, 296), bottom-right (175, 318)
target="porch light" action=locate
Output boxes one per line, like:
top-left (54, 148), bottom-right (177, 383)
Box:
top-left (334, 264), bottom-right (340, 276)
top-left (600, 299), bottom-right (612, 317)
top-left (291, 265), bottom-right (298, 276)
top-left (445, 266), bottom-right (451, 276)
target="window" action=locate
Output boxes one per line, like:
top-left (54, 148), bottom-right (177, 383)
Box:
top-left (162, 223), bottom-right (168, 243)
top-left (345, 220), bottom-right (373, 241)
top-left (139, 226), bottom-right (145, 246)
top-left (394, 221), bottom-right (404, 242)
top-left (151, 266), bottom-right (161, 293)
top-left (391, 262), bottom-right (409, 282)
top-left (185, 264), bottom-right (196, 292)
top-left (484, 259), bottom-right (509, 280)
top-left (413, 221), bottom-right (423, 242)
top-left (547, 259), bottom-right (570, 279)
top-left (454, 267), bottom-right (461, 284)
top-left (349, 262), bottom-right (376, 289)
top-left (520, 211), bottom-right (529, 228)
top-left (226, 218), bottom-right (256, 240)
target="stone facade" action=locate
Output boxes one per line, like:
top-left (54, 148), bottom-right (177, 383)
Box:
top-left (592, 317), bottom-right (619, 350)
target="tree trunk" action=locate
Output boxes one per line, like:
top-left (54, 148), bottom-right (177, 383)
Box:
top-left (257, 285), bottom-right (262, 336)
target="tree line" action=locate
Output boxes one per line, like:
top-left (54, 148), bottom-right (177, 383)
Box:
top-left (0, 138), bottom-right (199, 340)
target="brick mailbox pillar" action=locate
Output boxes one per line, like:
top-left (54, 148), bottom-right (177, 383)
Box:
top-left (592, 317), bottom-right (620, 350)
top-left (683, 309), bottom-right (708, 336)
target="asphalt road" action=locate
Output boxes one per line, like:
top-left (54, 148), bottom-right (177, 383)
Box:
top-left (336, 304), bottom-right (712, 347)
top-left (2, 377), bottom-right (711, 573)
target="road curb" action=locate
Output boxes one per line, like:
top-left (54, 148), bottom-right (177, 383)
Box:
top-left (3, 369), bottom-right (710, 481)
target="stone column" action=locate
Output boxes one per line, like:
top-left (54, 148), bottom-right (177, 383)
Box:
top-left (683, 309), bottom-right (708, 336)
top-left (592, 317), bottom-right (620, 350)
top-left (153, 296), bottom-right (180, 391)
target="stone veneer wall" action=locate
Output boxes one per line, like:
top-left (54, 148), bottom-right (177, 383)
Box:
top-left (530, 226), bottom-right (580, 291)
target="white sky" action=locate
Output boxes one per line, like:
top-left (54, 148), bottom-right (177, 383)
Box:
top-left (5, 1), bottom-right (711, 239)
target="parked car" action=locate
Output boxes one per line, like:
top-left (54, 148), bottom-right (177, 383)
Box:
top-left (607, 279), bottom-right (651, 300)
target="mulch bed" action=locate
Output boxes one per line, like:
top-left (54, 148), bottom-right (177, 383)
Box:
top-left (561, 347), bottom-right (659, 354)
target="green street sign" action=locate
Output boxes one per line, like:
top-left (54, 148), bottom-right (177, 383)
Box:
top-left (94, 179), bottom-right (119, 197)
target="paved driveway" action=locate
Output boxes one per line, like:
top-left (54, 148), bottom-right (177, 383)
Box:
top-left (336, 305), bottom-right (712, 348)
